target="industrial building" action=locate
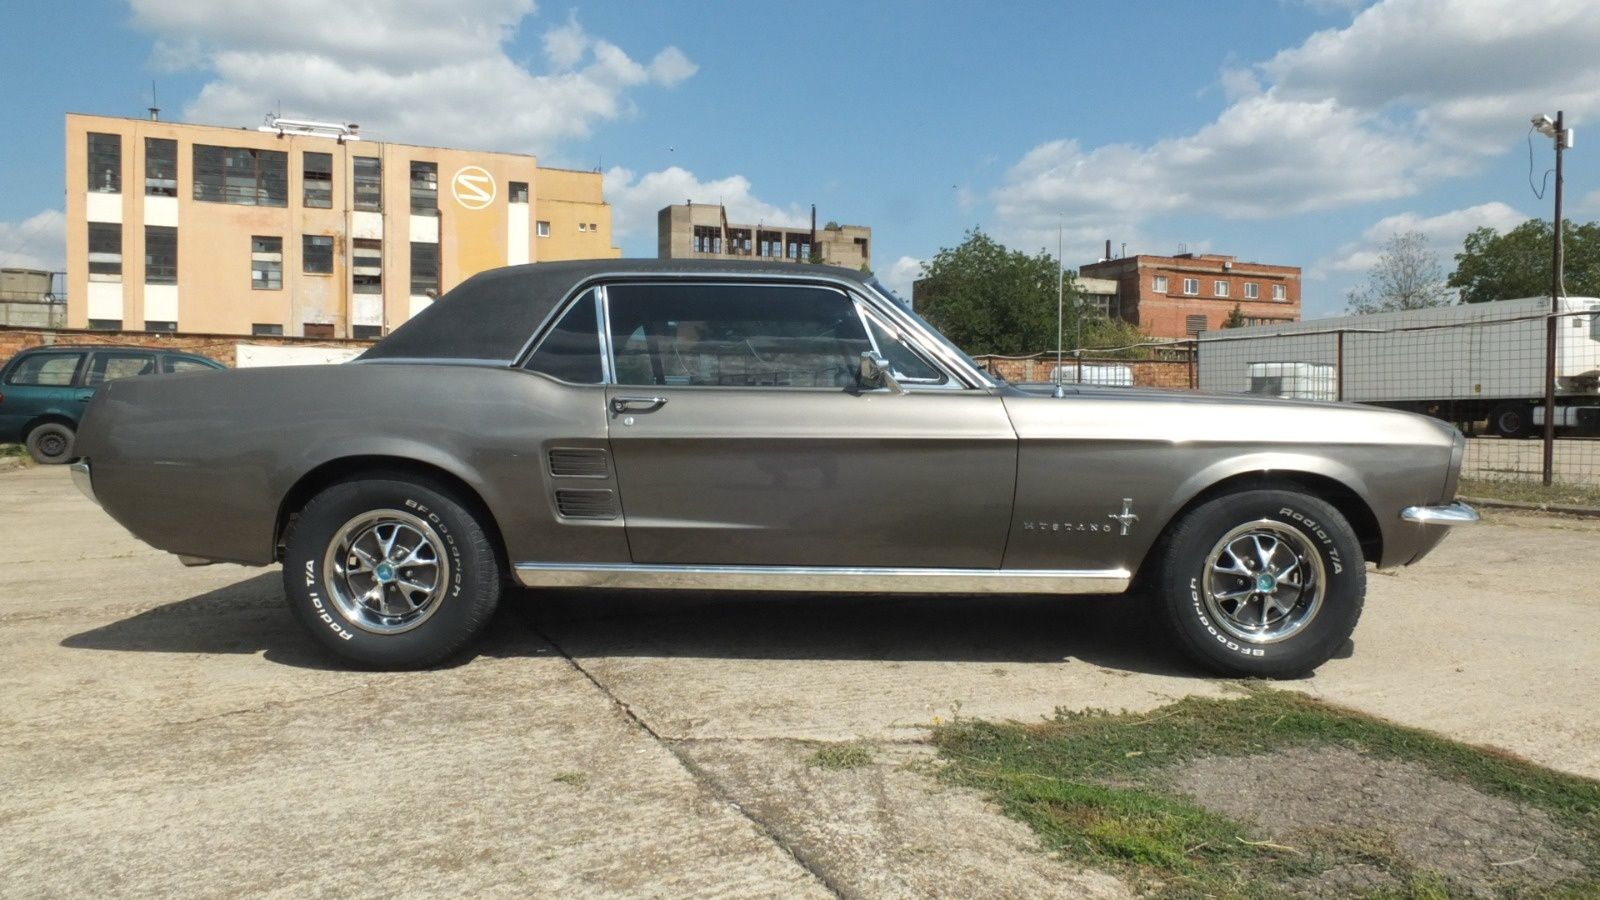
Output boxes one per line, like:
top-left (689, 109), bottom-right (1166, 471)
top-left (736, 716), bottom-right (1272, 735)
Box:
top-left (1078, 251), bottom-right (1301, 339)
top-left (657, 203), bottom-right (871, 270)
top-left (65, 113), bottom-right (618, 338)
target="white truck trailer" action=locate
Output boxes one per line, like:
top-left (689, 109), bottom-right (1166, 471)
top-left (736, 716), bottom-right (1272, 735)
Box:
top-left (1196, 296), bottom-right (1600, 437)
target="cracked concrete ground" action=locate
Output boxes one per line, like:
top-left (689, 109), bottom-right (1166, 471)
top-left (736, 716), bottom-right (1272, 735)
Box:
top-left (2, 465), bottom-right (1598, 896)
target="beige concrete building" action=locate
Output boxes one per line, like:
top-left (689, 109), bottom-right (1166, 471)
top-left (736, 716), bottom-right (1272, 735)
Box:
top-left (657, 203), bottom-right (871, 270)
top-left (65, 113), bottom-right (618, 338)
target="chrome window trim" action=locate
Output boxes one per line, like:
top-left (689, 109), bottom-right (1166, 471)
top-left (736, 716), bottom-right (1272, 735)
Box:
top-left (852, 299), bottom-right (956, 388)
top-left (514, 561), bottom-right (1130, 594)
top-left (600, 279), bottom-right (876, 391)
top-left (595, 284), bottom-right (617, 385)
top-left (505, 269), bottom-right (993, 390)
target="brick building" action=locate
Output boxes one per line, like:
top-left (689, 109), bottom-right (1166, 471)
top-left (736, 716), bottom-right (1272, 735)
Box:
top-left (1079, 252), bottom-right (1300, 339)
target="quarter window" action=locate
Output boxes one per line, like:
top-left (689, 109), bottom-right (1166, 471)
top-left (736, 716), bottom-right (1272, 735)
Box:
top-left (863, 313), bottom-right (945, 383)
top-left (525, 291), bottom-right (603, 384)
top-left (607, 283), bottom-right (870, 388)
top-left (5, 353), bottom-right (84, 386)
top-left (166, 357), bottom-right (213, 373)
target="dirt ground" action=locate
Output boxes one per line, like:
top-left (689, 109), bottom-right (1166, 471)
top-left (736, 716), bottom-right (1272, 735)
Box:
top-left (2, 465), bottom-right (1597, 897)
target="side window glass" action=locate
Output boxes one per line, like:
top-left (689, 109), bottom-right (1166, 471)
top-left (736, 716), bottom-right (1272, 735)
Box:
top-left (525, 291), bottom-right (603, 384)
top-left (863, 315), bottom-right (946, 383)
top-left (5, 353), bottom-right (84, 386)
top-left (606, 283), bottom-right (870, 388)
top-left (85, 352), bottom-right (156, 386)
top-left (166, 357), bottom-right (215, 374)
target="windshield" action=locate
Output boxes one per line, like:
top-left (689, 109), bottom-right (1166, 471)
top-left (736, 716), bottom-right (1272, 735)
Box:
top-left (864, 276), bottom-right (992, 382)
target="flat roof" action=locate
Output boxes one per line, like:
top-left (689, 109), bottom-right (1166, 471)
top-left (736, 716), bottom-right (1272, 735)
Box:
top-left (66, 111), bottom-right (538, 160)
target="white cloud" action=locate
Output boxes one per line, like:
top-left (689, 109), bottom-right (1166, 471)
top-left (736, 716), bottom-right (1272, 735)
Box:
top-left (128, 0), bottom-right (695, 154)
top-left (603, 165), bottom-right (807, 238)
top-left (992, 0), bottom-right (1596, 257)
top-left (880, 256), bottom-right (923, 302)
top-left (0, 209), bottom-right (66, 271)
top-left (1313, 201), bottom-right (1528, 277)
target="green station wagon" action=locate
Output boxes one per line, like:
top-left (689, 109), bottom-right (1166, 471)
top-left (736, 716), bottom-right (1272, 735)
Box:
top-left (0, 345), bottom-right (224, 463)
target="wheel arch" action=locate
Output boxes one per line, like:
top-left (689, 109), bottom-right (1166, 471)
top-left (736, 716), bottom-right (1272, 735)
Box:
top-left (1135, 468), bottom-right (1382, 586)
top-left (22, 413), bottom-right (79, 438)
top-left (274, 455), bottom-right (510, 574)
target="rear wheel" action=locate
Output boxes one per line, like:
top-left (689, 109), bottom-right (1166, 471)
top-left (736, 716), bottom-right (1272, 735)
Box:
top-left (1490, 403), bottom-right (1532, 439)
top-left (283, 476), bottom-right (501, 669)
top-left (25, 422), bottom-right (75, 464)
top-left (1153, 489), bottom-right (1365, 678)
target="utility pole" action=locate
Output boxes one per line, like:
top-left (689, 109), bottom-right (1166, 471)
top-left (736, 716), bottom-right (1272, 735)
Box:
top-left (1533, 110), bottom-right (1571, 484)
top-left (1055, 220), bottom-right (1065, 398)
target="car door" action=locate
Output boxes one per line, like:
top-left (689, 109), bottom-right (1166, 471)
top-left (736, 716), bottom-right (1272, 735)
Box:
top-left (602, 278), bottom-right (1017, 568)
top-left (0, 351), bottom-right (87, 439)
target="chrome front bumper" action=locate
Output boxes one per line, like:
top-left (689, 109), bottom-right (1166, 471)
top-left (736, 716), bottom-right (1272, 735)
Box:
top-left (69, 460), bottom-right (97, 506)
top-left (1400, 501), bottom-right (1479, 525)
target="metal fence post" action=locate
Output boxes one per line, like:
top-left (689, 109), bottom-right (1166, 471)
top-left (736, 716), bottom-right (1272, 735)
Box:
top-left (1336, 330), bottom-right (1345, 402)
top-left (1543, 313), bottom-right (1556, 486)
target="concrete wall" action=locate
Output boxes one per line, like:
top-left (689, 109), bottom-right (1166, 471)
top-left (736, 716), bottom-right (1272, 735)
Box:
top-left (0, 325), bottom-right (374, 369)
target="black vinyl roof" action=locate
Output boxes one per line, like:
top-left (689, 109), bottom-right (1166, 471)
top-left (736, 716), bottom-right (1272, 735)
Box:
top-left (358, 258), bottom-right (871, 363)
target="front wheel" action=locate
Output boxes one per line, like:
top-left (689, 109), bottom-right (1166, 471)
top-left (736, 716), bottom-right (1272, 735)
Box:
top-left (282, 476), bottom-right (501, 669)
top-left (1152, 490), bottom-right (1366, 678)
top-left (26, 422), bottom-right (75, 464)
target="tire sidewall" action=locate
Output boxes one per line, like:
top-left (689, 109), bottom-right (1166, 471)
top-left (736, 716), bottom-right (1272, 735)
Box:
top-left (27, 422), bottom-right (75, 464)
top-left (1162, 490), bottom-right (1365, 677)
top-left (284, 478), bottom-right (497, 668)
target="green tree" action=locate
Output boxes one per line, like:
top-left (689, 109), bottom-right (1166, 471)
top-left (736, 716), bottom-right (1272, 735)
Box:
top-left (1345, 231), bottom-right (1451, 314)
top-left (1222, 304), bottom-right (1246, 328)
top-left (1448, 218), bottom-right (1600, 304)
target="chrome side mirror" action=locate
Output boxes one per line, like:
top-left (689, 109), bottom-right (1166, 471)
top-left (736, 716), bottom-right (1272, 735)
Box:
top-left (858, 351), bottom-right (904, 394)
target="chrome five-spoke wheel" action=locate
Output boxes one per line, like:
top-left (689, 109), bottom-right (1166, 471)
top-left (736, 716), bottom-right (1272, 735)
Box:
top-left (323, 509), bottom-right (451, 635)
top-left (1201, 519), bottom-right (1326, 645)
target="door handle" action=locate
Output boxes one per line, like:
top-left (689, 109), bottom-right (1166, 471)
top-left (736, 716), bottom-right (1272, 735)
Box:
top-left (611, 396), bottom-right (668, 415)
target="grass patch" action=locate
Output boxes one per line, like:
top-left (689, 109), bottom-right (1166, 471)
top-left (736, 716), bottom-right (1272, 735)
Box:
top-left (1459, 476), bottom-right (1600, 509)
top-left (0, 443), bottom-right (27, 459)
top-left (551, 771), bottom-right (588, 787)
top-left (933, 689), bottom-right (1600, 897)
top-left (809, 741), bottom-right (875, 771)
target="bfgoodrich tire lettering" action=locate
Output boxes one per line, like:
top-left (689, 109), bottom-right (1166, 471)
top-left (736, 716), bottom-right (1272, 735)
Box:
top-left (1154, 489), bottom-right (1366, 678)
top-left (283, 476), bottom-right (500, 669)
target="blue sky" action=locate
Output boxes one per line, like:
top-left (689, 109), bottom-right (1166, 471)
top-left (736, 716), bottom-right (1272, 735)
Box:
top-left (3, 0), bottom-right (1597, 318)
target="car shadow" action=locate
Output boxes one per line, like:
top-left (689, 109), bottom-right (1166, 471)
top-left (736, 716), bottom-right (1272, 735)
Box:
top-left (60, 572), bottom-right (1224, 677)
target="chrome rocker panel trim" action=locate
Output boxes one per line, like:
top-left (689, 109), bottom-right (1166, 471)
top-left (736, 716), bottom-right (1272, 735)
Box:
top-left (1400, 502), bottom-right (1480, 525)
top-left (69, 460), bottom-right (97, 506)
top-left (514, 562), bottom-right (1131, 594)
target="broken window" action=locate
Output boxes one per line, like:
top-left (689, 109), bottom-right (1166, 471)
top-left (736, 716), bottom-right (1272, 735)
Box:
top-left (144, 138), bottom-right (177, 197)
top-left (693, 225), bottom-right (722, 253)
top-left (251, 236), bottom-right (282, 290)
top-left (409, 241), bottom-right (439, 296)
top-left (353, 157), bottom-right (382, 211)
top-left (88, 132), bottom-right (121, 193)
top-left (352, 239), bottom-right (382, 294)
top-left (509, 181), bottom-right (529, 203)
top-left (303, 234), bottom-right (334, 274)
top-left (145, 226), bottom-right (177, 285)
top-left (88, 223), bottom-right (122, 281)
top-left (192, 145), bottom-right (287, 206)
top-left (303, 152), bottom-right (333, 208)
top-left (410, 161), bottom-right (438, 216)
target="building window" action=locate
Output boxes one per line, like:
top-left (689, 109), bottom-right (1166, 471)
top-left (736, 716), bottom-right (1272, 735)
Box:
top-left (1244, 282), bottom-right (1259, 299)
top-left (1273, 284), bottom-right (1287, 301)
top-left (87, 319), bottom-right (122, 331)
top-left (1186, 315), bottom-right (1208, 335)
top-left (144, 138), bottom-right (177, 197)
top-left (410, 242), bottom-right (439, 296)
top-left (578, 222), bottom-right (588, 232)
top-left (303, 152), bottom-right (333, 208)
top-left (352, 239), bottom-right (382, 294)
top-left (1214, 280), bottom-right (1229, 298)
top-left (192, 145), bottom-right (288, 206)
top-left (303, 323), bottom-right (335, 338)
top-left (88, 132), bottom-right (121, 193)
top-left (509, 181), bottom-right (529, 203)
top-left (251, 323), bottom-right (284, 336)
top-left (144, 320), bottom-right (177, 333)
top-left (352, 324), bottom-right (384, 340)
top-left (251, 236), bottom-right (283, 290)
top-left (145, 226), bottom-right (177, 285)
top-left (88, 223), bottom-right (122, 281)
top-left (693, 225), bottom-right (722, 253)
top-left (353, 157), bottom-right (381, 211)
top-left (303, 234), bottom-right (334, 274)
top-left (410, 161), bottom-right (438, 216)
top-left (726, 228), bottom-right (752, 256)
top-left (1183, 278), bottom-right (1199, 295)
top-left (536, 220), bottom-right (551, 238)
top-left (1152, 275), bottom-right (1168, 293)
top-left (590, 223), bottom-right (598, 231)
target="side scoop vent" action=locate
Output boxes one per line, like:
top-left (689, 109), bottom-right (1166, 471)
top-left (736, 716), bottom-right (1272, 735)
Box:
top-left (548, 448), bottom-right (609, 478)
top-left (555, 489), bottom-right (618, 520)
